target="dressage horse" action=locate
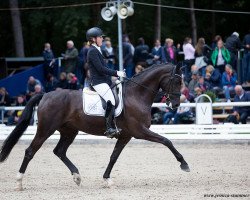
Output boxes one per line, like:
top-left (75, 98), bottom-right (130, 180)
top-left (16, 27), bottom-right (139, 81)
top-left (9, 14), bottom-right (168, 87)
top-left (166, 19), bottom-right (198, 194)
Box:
top-left (0, 63), bottom-right (190, 190)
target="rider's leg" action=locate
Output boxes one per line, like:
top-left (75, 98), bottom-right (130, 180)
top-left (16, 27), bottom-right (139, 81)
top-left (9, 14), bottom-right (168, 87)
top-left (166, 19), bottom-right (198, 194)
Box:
top-left (93, 83), bottom-right (119, 138)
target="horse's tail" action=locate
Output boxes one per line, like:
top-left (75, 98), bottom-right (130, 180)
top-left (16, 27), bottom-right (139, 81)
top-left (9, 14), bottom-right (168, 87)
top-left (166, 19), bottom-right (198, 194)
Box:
top-left (0, 94), bottom-right (44, 162)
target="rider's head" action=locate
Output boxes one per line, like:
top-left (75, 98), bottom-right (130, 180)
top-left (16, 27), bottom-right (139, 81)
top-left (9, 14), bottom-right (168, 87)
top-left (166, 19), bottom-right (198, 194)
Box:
top-left (86, 27), bottom-right (105, 47)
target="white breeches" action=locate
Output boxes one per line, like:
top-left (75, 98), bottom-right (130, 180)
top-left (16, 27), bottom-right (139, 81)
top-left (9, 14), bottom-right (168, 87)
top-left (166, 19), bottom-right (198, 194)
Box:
top-left (93, 83), bottom-right (115, 106)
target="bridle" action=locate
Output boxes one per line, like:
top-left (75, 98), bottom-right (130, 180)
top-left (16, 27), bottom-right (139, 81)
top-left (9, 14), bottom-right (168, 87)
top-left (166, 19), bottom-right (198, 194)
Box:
top-left (163, 66), bottom-right (182, 110)
top-left (123, 65), bottom-right (182, 110)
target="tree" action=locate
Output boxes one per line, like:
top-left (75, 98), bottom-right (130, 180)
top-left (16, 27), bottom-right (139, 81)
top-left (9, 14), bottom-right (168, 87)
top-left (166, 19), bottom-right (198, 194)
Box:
top-left (9, 0), bottom-right (25, 57)
top-left (154, 0), bottom-right (161, 41)
top-left (189, 0), bottom-right (197, 44)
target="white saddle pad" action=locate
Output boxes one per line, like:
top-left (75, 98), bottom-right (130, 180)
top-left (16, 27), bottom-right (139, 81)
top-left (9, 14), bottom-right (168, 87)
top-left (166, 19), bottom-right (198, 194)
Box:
top-left (82, 81), bottom-right (123, 117)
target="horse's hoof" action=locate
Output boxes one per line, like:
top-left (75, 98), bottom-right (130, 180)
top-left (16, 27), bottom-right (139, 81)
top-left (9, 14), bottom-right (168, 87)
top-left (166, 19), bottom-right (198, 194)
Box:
top-left (15, 186), bottom-right (24, 191)
top-left (73, 173), bottom-right (81, 186)
top-left (103, 178), bottom-right (114, 188)
top-left (180, 163), bottom-right (190, 172)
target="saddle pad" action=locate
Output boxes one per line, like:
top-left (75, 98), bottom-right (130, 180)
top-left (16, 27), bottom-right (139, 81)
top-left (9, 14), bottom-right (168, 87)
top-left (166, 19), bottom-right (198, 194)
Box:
top-left (82, 81), bottom-right (123, 117)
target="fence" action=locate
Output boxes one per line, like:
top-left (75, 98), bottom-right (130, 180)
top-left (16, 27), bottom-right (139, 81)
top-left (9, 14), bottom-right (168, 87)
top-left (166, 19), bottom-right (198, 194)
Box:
top-left (0, 101), bottom-right (250, 140)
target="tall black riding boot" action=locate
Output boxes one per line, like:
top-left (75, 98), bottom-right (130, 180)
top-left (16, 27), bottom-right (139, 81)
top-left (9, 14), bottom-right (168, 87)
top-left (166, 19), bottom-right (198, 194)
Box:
top-left (105, 101), bottom-right (119, 138)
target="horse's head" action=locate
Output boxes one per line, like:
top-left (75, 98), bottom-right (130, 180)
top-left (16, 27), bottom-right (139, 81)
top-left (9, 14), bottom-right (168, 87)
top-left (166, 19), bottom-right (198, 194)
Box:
top-left (160, 64), bottom-right (182, 111)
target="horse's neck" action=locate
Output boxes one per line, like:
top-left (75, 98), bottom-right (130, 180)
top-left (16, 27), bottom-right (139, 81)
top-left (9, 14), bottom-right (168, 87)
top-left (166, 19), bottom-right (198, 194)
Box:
top-left (126, 66), bottom-right (165, 106)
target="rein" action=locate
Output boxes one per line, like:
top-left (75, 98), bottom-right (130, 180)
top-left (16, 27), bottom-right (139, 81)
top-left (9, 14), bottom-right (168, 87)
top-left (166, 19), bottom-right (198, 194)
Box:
top-left (123, 66), bottom-right (181, 97)
top-left (121, 66), bottom-right (182, 110)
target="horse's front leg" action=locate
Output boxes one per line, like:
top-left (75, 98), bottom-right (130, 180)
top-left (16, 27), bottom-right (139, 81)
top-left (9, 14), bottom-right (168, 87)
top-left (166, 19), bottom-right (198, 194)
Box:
top-left (103, 135), bottom-right (131, 187)
top-left (134, 126), bottom-right (190, 172)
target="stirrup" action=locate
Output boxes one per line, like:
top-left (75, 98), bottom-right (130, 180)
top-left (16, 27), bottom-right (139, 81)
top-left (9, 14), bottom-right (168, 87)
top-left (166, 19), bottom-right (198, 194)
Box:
top-left (104, 128), bottom-right (121, 139)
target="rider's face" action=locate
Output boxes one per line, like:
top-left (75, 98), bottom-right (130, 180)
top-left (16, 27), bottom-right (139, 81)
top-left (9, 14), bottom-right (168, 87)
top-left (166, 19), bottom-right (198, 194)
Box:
top-left (95, 36), bottom-right (103, 47)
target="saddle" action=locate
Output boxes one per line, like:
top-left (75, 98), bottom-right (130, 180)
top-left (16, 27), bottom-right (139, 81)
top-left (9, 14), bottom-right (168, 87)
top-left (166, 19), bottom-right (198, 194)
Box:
top-left (82, 80), bottom-right (123, 117)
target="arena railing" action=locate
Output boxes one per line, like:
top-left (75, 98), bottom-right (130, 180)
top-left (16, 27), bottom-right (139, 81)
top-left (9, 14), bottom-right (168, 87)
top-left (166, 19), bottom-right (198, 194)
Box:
top-left (1, 102), bottom-right (250, 124)
top-left (0, 102), bottom-right (250, 140)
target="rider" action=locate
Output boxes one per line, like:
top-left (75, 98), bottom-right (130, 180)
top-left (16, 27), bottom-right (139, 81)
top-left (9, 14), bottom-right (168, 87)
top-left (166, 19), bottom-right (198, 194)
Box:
top-left (86, 27), bottom-right (126, 138)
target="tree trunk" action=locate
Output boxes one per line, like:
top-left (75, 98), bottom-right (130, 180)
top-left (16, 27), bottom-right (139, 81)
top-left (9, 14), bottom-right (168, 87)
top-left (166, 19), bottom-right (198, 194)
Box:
top-left (189, 0), bottom-right (197, 45)
top-left (154, 0), bottom-right (161, 41)
top-left (9, 0), bottom-right (25, 57)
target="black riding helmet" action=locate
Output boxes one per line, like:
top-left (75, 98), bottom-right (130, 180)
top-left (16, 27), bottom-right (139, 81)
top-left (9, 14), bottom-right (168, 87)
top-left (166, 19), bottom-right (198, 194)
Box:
top-left (86, 27), bottom-right (105, 41)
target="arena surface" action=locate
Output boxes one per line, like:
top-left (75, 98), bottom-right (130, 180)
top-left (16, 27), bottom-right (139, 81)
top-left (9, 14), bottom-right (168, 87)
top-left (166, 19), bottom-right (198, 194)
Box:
top-left (0, 140), bottom-right (249, 200)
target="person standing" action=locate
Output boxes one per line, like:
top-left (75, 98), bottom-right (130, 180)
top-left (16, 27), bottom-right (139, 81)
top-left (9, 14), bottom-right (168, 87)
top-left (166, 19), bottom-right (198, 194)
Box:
top-left (42, 43), bottom-right (55, 78)
top-left (183, 37), bottom-right (195, 84)
top-left (86, 27), bottom-right (126, 138)
top-left (194, 37), bottom-right (212, 77)
top-left (161, 38), bottom-right (180, 64)
top-left (122, 36), bottom-right (134, 78)
top-left (242, 30), bottom-right (250, 83)
top-left (77, 42), bottom-right (89, 85)
top-left (225, 32), bottom-right (241, 70)
top-left (63, 40), bottom-right (79, 73)
top-left (151, 39), bottom-right (162, 64)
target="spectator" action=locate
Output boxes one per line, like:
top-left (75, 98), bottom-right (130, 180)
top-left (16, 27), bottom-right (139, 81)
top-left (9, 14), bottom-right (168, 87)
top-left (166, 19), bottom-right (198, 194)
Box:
top-left (222, 64), bottom-right (237, 102)
top-left (183, 37), bottom-right (195, 84)
top-left (7, 95), bottom-right (26, 125)
top-left (211, 35), bottom-right (222, 50)
top-left (242, 30), bottom-right (250, 83)
top-left (173, 95), bottom-right (192, 124)
top-left (181, 86), bottom-right (194, 102)
top-left (161, 38), bottom-right (180, 64)
top-left (56, 72), bottom-right (68, 89)
top-left (204, 65), bottom-right (221, 94)
top-left (102, 40), bottom-right (116, 70)
top-left (122, 36), bottom-right (134, 78)
top-left (34, 84), bottom-right (44, 95)
top-left (63, 40), bottom-right (79, 73)
top-left (211, 39), bottom-right (231, 75)
top-left (67, 73), bottom-right (78, 90)
top-left (26, 76), bottom-right (42, 101)
top-left (151, 39), bottom-right (162, 64)
top-left (0, 87), bottom-right (11, 106)
top-left (134, 64), bottom-right (144, 74)
top-left (45, 74), bottom-right (58, 93)
top-left (195, 37), bottom-right (212, 77)
top-left (194, 76), bottom-right (210, 97)
top-left (225, 32), bottom-right (241, 70)
top-left (188, 70), bottom-right (199, 95)
top-left (123, 35), bottom-right (135, 56)
top-left (163, 108), bottom-right (176, 124)
top-left (84, 69), bottom-right (91, 88)
top-left (42, 43), bottom-right (55, 78)
top-left (232, 85), bottom-right (250, 124)
top-left (133, 37), bottom-right (150, 65)
top-left (161, 95), bottom-right (176, 124)
top-left (78, 42), bottom-right (89, 68)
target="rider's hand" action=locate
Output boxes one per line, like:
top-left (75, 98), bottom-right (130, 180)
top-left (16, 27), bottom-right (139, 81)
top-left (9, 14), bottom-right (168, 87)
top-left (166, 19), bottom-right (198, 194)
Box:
top-left (117, 71), bottom-right (126, 78)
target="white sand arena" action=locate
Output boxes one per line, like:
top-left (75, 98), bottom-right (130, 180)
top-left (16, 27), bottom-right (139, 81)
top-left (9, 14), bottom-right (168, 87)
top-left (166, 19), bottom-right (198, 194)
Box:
top-left (0, 140), bottom-right (249, 200)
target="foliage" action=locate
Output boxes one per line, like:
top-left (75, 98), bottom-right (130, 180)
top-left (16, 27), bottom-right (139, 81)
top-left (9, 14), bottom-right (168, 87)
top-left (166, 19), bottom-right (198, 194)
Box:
top-left (204, 90), bottom-right (216, 103)
top-left (1, 0), bottom-right (250, 57)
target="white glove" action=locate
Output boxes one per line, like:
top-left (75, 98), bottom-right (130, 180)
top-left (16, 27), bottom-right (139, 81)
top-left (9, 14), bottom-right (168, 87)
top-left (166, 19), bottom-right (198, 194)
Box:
top-left (117, 71), bottom-right (126, 78)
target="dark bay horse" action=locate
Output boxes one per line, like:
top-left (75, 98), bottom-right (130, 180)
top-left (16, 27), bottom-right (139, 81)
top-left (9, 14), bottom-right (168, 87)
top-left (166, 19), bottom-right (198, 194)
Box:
top-left (0, 63), bottom-right (190, 190)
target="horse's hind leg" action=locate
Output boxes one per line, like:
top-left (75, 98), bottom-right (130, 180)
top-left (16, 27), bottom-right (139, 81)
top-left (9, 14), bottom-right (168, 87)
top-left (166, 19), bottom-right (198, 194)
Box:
top-left (53, 127), bottom-right (80, 186)
top-left (136, 127), bottom-right (190, 172)
top-left (16, 127), bottom-right (55, 190)
top-left (103, 135), bottom-right (131, 187)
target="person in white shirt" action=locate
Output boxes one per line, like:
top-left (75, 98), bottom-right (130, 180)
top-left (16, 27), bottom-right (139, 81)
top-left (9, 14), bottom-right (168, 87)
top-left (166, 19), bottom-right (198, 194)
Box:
top-left (183, 37), bottom-right (195, 84)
